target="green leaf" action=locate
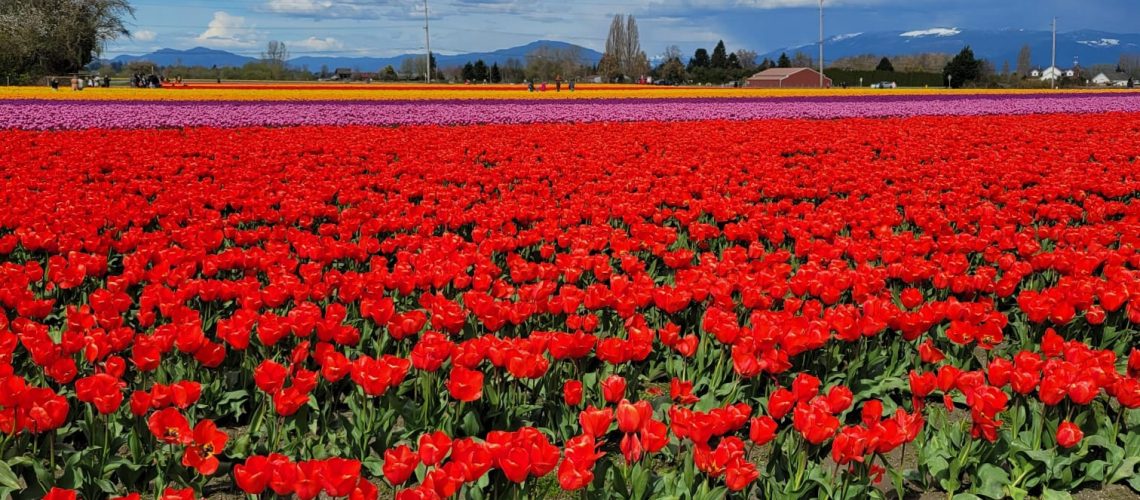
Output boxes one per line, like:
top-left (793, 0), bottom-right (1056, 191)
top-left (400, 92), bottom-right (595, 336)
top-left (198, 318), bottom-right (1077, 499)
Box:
top-left (631, 463), bottom-right (649, 500)
top-left (1040, 488), bottom-right (1073, 500)
top-left (1109, 456), bottom-right (1140, 485)
top-left (1128, 473), bottom-right (1140, 493)
top-left (0, 462), bottom-right (20, 490)
top-left (973, 464), bottom-right (1009, 499)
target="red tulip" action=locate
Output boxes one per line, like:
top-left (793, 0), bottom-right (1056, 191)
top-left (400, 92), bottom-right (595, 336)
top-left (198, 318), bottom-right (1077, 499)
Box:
top-left (791, 373), bottom-right (821, 402)
top-left (43, 488), bottom-right (78, 500)
top-left (768, 388), bottom-right (796, 420)
top-left (563, 380), bottom-right (583, 406)
top-left (182, 419), bottom-right (228, 475)
top-left (1056, 421), bottom-right (1083, 448)
top-left (382, 445), bottom-right (418, 486)
top-left (147, 408), bottom-right (192, 445)
top-left (234, 455), bottom-right (272, 494)
top-left (447, 366), bottom-right (484, 402)
top-left (749, 416), bottom-right (778, 445)
top-left (616, 399), bottom-right (643, 433)
top-left (579, 406), bottom-right (613, 438)
top-left (600, 375), bottom-right (626, 403)
top-left (418, 430), bottom-right (452, 466)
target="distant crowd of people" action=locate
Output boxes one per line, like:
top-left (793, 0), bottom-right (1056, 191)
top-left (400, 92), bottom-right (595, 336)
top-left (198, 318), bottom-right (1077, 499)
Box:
top-left (49, 75), bottom-right (112, 90)
top-left (525, 75), bottom-right (575, 92)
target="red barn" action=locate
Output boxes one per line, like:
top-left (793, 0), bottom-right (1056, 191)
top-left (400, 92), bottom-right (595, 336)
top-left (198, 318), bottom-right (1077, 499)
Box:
top-left (745, 68), bottom-right (832, 88)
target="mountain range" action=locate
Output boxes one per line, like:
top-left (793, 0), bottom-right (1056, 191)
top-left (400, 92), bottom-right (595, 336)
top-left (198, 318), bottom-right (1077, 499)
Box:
top-left (764, 28), bottom-right (1140, 68)
top-left (110, 41), bottom-right (603, 71)
top-left (109, 28), bottom-right (1139, 72)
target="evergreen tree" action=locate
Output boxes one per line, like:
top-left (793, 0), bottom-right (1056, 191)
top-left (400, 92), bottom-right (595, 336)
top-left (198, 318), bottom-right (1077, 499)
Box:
top-left (943, 46), bottom-right (982, 88)
top-left (490, 63), bottom-right (501, 83)
top-left (711, 40), bottom-right (728, 69)
top-left (472, 59), bottom-right (488, 82)
top-left (727, 53), bottom-right (741, 70)
top-left (688, 48), bottom-right (710, 71)
top-left (462, 62), bottom-right (475, 82)
top-left (876, 57), bottom-right (894, 72)
top-left (777, 53), bottom-right (791, 68)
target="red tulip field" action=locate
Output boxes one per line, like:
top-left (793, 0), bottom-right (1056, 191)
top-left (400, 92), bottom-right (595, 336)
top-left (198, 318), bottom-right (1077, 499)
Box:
top-left (2, 92), bottom-right (1140, 499)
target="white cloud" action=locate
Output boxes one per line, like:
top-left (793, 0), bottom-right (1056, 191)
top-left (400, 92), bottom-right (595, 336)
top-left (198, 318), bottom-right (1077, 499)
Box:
top-left (899, 27), bottom-right (961, 37)
top-left (133, 30), bottom-right (157, 42)
top-left (195, 11), bottom-right (260, 48)
top-left (291, 36), bottom-right (345, 52)
top-left (261, 0), bottom-right (403, 19)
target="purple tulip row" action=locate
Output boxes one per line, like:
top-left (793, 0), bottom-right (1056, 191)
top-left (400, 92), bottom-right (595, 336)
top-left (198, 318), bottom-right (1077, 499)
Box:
top-left (4, 94), bottom-right (1139, 130)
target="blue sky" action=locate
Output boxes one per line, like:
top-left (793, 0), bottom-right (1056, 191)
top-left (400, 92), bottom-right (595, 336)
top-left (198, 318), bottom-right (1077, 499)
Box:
top-left (108, 0), bottom-right (1137, 59)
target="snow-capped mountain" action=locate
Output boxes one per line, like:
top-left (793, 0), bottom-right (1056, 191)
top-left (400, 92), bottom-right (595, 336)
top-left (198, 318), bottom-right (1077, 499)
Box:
top-left (763, 28), bottom-right (1140, 67)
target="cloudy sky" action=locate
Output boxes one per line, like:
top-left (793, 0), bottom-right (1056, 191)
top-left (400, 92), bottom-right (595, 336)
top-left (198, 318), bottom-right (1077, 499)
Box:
top-left (108, 0), bottom-right (1137, 59)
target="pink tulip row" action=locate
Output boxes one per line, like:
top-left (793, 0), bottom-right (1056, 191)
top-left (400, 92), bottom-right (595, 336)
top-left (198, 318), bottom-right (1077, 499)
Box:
top-left (2, 94), bottom-right (1139, 130)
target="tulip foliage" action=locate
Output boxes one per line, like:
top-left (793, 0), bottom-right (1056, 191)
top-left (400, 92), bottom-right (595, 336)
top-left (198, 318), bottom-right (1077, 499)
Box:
top-left (0, 111), bottom-right (1139, 499)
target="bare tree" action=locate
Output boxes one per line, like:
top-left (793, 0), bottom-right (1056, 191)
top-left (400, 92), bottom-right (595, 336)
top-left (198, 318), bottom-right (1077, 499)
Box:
top-left (735, 49), bottom-right (758, 71)
top-left (600, 14), bottom-right (647, 82)
top-left (262, 40), bottom-right (289, 79)
top-left (601, 15), bottom-right (626, 81)
top-left (1016, 45), bottom-right (1032, 77)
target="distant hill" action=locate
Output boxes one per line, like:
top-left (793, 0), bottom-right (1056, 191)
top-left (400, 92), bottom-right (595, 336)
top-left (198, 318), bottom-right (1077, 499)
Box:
top-left (110, 41), bottom-right (603, 71)
top-left (293, 40), bottom-right (602, 71)
top-left (763, 28), bottom-right (1140, 68)
top-left (111, 47), bottom-right (256, 67)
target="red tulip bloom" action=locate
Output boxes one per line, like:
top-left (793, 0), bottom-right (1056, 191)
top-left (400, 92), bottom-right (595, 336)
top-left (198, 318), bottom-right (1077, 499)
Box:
top-left (160, 487), bottom-right (195, 500)
top-left (749, 416), bottom-right (778, 446)
top-left (600, 375), bottom-right (626, 403)
top-left (792, 400), bottom-right (839, 445)
top-left (861, 400), bottom-right (883, 427)
top-left (182, 419), bottom-right (228, 475)
top-left (670, 378), bottom-right (699, 405)
top-left (579, 406), bottom-right (613, 438)
top-left (768, 388), bottom-right (796, 420)
top-left (1056, 420), bottom-right (1083, 448)
top-left (253, 359), bottom-right (288, 394)
top-left (418, 430), bottom-right (453, 466)
top-left (382, 445), bottom-right (419, 486)
top-left (499, 447), bottom-right (531, 482)
top-left (148, 408), bottom-right (192, 445)
top-left (75, 373), bottom-right (124, 415)
top-left (616, 399), bottom-right (643, 433)
top-left (791, 373), bottom-right (821, 402)
top-left (563, 380), bottom-right (583, 406)
top-left (725, 459), bottom-right (759, 491)
top-left (825, 385), bottom-right (853, 414)
top-left (43, 488), bottom-right (78, 500)
top-left (447, 366), bottom-right (484, 402)
top-left (320, 457), bottom-right (362, 497)
top-left (234, 455), bottom-right (272, 494)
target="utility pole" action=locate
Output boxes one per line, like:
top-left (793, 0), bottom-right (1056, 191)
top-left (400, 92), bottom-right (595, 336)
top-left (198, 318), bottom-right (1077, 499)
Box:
top-left (1051, 17), bottom-right (1056, 90)
top-left (819, 0), bottom-right (824, 88)
top-left (424, 0), bottom-right (431, 84)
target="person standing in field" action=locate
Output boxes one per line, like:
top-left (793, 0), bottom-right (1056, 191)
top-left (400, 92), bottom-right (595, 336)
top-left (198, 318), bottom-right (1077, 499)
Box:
top-left (555, 75), bottom-right (562, 92)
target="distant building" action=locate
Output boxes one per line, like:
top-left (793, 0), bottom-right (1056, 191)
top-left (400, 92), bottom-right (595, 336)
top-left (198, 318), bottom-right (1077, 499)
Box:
top-left (1038, 66), bottom-right (1076, 81)
top-left (745, 68), bottom-right (832, 88)
top-left (1092, 73), bottom-right (1112, 85)
top-left (333, 68), bottom-right (352, 80)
